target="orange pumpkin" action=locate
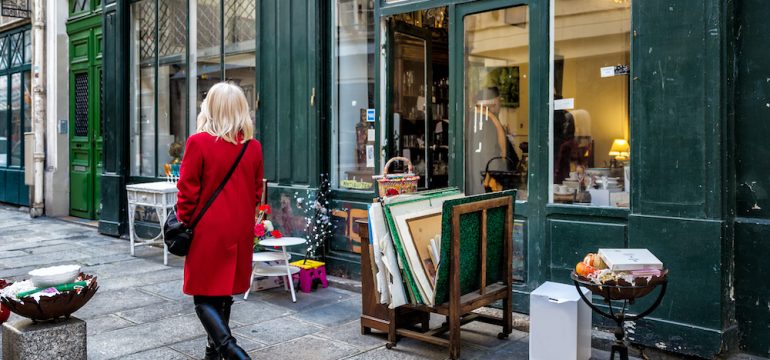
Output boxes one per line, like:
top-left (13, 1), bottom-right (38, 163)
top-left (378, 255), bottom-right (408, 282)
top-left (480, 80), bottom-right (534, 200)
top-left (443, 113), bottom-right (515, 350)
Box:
top-left (575, 262), bottom-right (597, 277)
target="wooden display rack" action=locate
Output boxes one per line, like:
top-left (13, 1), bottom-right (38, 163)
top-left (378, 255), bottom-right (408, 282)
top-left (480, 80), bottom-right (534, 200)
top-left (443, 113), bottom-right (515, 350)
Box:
top-left (358, 196), bottom-right (514, 359)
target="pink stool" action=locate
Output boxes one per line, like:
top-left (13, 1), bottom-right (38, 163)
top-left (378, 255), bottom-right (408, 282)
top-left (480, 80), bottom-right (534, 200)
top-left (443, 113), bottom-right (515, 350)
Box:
top-left (290, 260), bottom-right (328, 293)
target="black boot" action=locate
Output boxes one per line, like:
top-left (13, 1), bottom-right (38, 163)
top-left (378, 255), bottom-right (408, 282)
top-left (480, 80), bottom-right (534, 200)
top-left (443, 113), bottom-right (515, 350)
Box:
top-left (195, 301), bottom-right (251, 360)
top-left (203, 336), bottom-right (220, 360)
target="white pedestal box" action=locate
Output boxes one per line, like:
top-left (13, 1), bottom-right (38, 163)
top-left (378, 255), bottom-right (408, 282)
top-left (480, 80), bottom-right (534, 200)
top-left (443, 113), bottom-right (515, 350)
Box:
top-left (529, 281), bottom-right (592, 360)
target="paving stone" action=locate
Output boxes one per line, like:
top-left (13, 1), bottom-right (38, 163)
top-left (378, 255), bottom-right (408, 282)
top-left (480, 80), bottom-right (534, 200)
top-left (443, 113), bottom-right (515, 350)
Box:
top-left (76, 287), bottom-right (167, 319)
top-left (228, 299), bottom-right (294, 326)
top-left (0, 251), bottom-right (27, 260)
top-left (84, 258), bottom-right (170, 279)
top-left (0, 251), bottom-right (87, 269)
top-left (170, 335), bottom-right (265, 359)
top-left (349, 337), bottom-right (489, 360)
top-left (482, 338), bottom-right (529, 360)
top-left (435, 320), bottom-right (527, 350)
top-left (78, 253), bottom-right (137, 267)
top-left (315, 320), bottom-right (387, 351)
top-left (139, 279), bottom-right (187, 300)
top-left (22, 243), bottom-right (85, 255)
top-left (296, 298), bottom-right (360, 328)
top-left (589, 348), bottom-right (642, 360)
top-left (233, 316), bottom-right (323, 345)
top-left (88, 314), bottom-right (206, 360)
top-left (115, 299), bottom-right (196, 324)
top-left (259, 286), bottom-right (357, 312)
top-left (119, 346), bottom-right (192, 360)
top-left (98, 268), bottom-right (184, 291)
top-left (86, 314), bottom-right (136, 336)
top-left (248, 335), bottom-right (359, 360)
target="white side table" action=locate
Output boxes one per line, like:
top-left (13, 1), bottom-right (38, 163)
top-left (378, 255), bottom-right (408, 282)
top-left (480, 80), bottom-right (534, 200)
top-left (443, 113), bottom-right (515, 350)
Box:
top-left (247, 237), bottom-right (306, 302)
top-left (126, 181), bottom-right (178, 265)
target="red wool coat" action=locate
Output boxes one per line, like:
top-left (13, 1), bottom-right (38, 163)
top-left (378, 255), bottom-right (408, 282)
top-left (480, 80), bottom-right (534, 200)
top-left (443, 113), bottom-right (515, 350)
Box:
top-left (176, 133), bottom-right (264, 296)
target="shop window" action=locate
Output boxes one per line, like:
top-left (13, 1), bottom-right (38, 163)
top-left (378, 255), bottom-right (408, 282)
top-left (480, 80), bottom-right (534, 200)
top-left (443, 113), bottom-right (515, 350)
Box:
top-left (130, 0), bottom-right (188, 178)
top-left (0, 75), bottom-right (6, 167)
top-left (331, 0), bottom-right (376, 191)
top-left (223, 0), bottom-right (257, 129)
top-left (158, 0), bottom-right (188, 176)
top-left (550, 0), bottom-right (631, 208)
top-left (129, 0), bottom-right (157, 177)
top-left (464, 6), bottom-right (530, 200)
top-left (129, 0), bottom-right (260, 179)
top-left (388, 7), bottom-right (450, 190)
top-left (0, 29), bottom-right (30, 169)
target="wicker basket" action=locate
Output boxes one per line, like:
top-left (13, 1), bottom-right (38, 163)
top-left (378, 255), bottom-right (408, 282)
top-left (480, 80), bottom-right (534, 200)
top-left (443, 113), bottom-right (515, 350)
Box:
top-left (373, 157), bottom-right (420, 198)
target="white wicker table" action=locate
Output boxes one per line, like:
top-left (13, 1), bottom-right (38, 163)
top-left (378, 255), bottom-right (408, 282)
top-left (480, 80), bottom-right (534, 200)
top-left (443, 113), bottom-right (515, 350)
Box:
top-left (126, 181), bottom-right (178, 265)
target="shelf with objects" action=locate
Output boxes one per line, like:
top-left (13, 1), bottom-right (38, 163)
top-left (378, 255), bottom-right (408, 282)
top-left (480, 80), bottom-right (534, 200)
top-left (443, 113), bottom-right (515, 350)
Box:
top-left (390, 18), bottom-right (450, 190)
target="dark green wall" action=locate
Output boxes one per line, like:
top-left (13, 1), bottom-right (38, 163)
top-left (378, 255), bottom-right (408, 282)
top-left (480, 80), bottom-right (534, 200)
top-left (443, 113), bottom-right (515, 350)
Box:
top-left (623, 0), bottom-right (735, 356)
top-left (734, 0), bottom-right (770, 356)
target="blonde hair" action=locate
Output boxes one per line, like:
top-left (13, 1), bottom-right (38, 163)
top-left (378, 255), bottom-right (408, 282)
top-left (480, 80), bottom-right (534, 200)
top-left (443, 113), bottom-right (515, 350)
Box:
top-left (196, 82), bottom-right (254, 144)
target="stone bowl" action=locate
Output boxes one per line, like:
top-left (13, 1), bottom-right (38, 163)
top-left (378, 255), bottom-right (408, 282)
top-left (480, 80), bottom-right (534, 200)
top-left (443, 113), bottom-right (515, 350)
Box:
top-left (0, 273), bottom-right (98, 322)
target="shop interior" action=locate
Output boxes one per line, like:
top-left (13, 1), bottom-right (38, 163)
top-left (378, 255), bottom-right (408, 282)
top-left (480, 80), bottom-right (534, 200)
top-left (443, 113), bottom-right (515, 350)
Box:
top-left (388, 7), bottom-right (450, 190)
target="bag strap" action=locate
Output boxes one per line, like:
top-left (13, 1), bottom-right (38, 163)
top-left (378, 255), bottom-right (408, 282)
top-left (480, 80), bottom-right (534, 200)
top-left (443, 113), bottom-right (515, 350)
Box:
top-left (189, 140), bottom-right (251, 228)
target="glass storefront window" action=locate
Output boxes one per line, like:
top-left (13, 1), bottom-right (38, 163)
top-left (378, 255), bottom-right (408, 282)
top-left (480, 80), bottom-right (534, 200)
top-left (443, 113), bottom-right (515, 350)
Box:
top-left (0, 75), bottom-right (6, 167)
top-left (157, 0), bottom-right (188, 175)
top-left (464, 6), bottom-right (530, 200)
top-left (223, 0), bottom-right (257, 127)
top-left (9, 73), bottom-right (20, 167)
top-left (551, 0), bottom-right (631, 208)
top-left (129, 0), bottom-right (157, 177)
top-left (129, 0), bottom-right (257, 179)
top-left (195, 0), bottom-right (222, 115)
top-left (331, 0), bottom-right (375, 190)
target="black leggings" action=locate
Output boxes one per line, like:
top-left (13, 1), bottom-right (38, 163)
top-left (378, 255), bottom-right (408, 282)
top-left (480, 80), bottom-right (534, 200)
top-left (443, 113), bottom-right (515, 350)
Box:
top-left (193, 295), bottom-right (232, 306)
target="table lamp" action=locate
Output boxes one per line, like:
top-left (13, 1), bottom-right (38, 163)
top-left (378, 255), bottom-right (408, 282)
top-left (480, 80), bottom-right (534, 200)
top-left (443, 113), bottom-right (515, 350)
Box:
top-left (608, 139), bottom-right (629, 170)
top-left (609, 139), bottom-right (629, 161)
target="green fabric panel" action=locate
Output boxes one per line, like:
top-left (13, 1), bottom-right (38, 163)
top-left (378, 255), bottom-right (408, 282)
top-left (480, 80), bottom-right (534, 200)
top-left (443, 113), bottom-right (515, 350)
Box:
top-left (382, 188), bottom-right (463, 305)
top-left (434, 190), bottom-right (515, 306)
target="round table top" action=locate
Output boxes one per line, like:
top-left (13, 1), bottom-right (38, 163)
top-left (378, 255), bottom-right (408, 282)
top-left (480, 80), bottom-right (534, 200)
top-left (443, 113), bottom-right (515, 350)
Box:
top-left (260, 237), bottom-right (306, 247)
top-left (252, 251), bottom-right (290, 262)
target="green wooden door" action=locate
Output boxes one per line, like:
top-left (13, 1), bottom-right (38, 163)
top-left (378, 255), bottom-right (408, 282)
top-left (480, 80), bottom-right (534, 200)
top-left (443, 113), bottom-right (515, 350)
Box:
top-left (68, 17), bottom-right (103, 219)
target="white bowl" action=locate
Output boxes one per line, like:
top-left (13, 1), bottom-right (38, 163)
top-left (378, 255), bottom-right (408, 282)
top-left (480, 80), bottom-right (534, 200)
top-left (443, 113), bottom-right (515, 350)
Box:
top-left (28, 265), bottom-right (81, 288)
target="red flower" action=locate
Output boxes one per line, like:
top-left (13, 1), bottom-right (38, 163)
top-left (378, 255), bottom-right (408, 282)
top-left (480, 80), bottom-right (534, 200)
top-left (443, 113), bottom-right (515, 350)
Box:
top-left (254, 223), bottom-right (266, 237)
top-left (258, 204), bottom-right (271, 215)
top-left (271, 230), bottom-right (282, 238)
top-left (386, 188), bottom-right (400, 196)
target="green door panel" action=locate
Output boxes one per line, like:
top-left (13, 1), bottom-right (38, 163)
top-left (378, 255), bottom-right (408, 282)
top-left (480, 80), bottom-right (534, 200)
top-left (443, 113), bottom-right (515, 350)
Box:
top-left (256, 0), bottom-right (320, 186)
top-left (629, 215), bottom-right (723, 329)
top-left (547, 218), bottom-right (626, 283)
top-left (631, 1), bottom-right (723, 219)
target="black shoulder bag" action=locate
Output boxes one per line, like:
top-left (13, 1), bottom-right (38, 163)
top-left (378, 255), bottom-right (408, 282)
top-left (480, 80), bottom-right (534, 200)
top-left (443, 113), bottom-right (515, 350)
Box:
top-left (164, 140), bottom-right (251, 256)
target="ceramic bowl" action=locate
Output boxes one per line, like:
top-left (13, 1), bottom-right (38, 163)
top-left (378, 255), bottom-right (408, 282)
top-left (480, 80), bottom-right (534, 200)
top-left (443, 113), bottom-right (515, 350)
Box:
top-left (28, 264), bottom-right (81, 288)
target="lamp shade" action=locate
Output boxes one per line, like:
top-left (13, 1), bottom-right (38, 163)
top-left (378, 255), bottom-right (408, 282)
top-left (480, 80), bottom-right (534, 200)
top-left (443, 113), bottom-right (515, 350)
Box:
top-left (609, 139), bottom-right (630, 160)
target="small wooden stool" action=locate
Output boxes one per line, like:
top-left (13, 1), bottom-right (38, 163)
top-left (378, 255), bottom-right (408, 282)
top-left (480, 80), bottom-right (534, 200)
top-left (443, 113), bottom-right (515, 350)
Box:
top-left (290, 260), bottom-right (329, 293)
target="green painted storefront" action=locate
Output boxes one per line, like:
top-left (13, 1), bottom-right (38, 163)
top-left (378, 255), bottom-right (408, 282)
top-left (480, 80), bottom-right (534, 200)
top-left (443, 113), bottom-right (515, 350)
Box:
top-left (0, 24), bottom-right (31, 206)
top-left (95, 0), bottom-right (770, 357)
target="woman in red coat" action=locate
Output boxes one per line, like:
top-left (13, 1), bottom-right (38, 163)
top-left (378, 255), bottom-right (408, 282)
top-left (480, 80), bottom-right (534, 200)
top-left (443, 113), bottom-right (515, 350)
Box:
top-left (176, 82), bottom-right (262, 360)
